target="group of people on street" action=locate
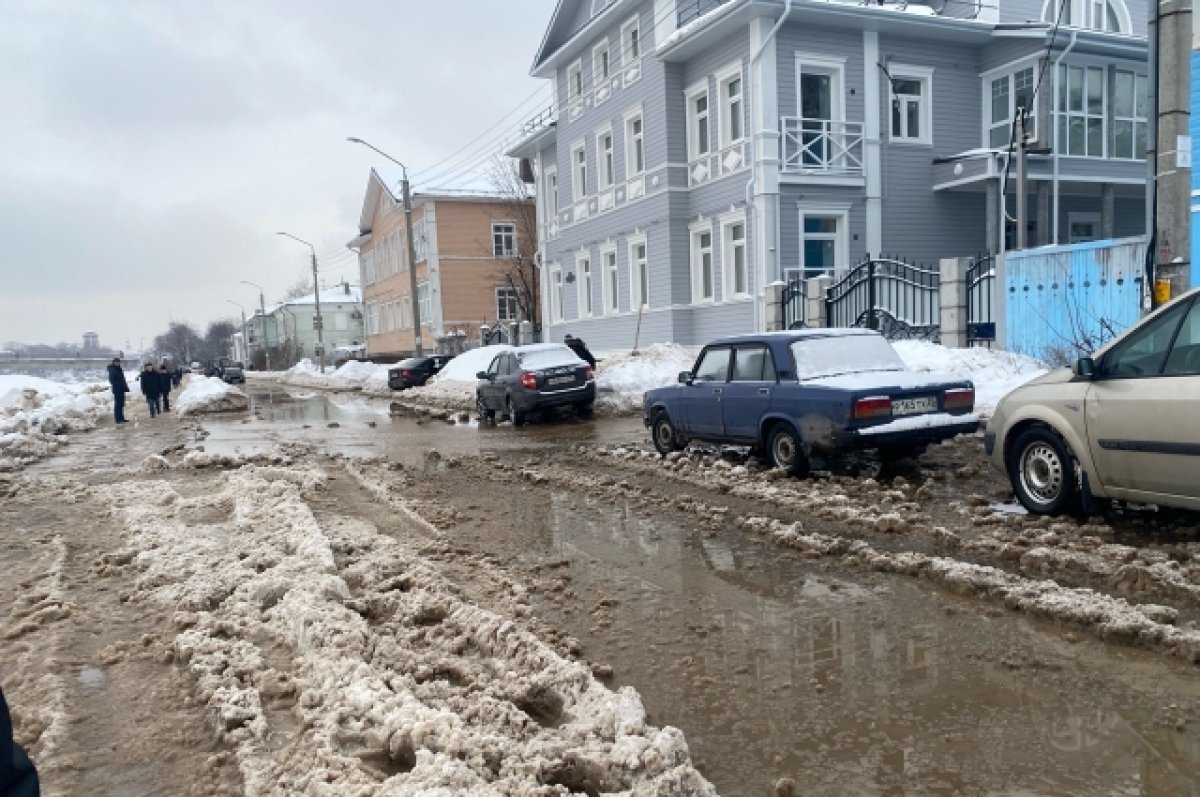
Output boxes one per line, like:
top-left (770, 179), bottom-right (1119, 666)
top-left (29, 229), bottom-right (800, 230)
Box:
top-left (105, 358), bottom-right (179, 423)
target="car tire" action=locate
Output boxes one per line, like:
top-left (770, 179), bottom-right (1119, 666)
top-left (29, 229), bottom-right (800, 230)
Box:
top-left (651, 412), bottom-right (685, 456)
top-left (476, 394), bottom-right (494, 422)
top-left (1007, 426), bottom-right (1078, 515)
top-left (506, 396), bottom-right (526, 427)
top-left (767, 424), bottom-right (810, 478)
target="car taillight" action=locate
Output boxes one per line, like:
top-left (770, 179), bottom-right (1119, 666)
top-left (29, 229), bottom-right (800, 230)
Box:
top-left (853, 396), bottom-right (892, 420)
top-left (401, 369), bottom-right (412, 378)
top-left (519, 371), bottom-right (538, 390)
top-left (584, 366), bottom-right (594, 381)
top-left (944, 387), bottom-right (974, 412)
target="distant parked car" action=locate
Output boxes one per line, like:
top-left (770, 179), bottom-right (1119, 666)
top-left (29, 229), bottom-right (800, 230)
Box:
top-left (475, 344), bottom-right (595, 425)
top-left (222, 362), bottom-right (245, 384)
top-left (987, 286), bottom-right (1200, 515)
top-left (388, 355), bottom-right (455, 390)
top-left (643, 329), bottom-right (979, 475)
top-left (190, 361), bottom-right (202, 372)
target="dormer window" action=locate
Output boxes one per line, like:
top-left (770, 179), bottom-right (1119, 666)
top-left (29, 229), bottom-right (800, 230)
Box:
top-left (1043, 0), bottom-right (1130, 33)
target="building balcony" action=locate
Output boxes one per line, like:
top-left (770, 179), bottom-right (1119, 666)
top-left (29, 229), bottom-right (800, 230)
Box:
top-left (780, 117), bottom-right (865, 179)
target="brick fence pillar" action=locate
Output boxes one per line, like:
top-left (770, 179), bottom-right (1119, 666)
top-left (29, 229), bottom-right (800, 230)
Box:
top-left (805, 275), bottom-right (831, 328)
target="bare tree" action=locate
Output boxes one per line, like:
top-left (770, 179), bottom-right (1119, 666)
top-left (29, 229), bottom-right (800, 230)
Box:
top-left (487, 157), bottom-right (541, 334)
top-left (282, 278), bottom-right (313, 301)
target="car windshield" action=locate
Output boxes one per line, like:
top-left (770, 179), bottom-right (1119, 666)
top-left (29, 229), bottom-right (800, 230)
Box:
top-left (516, 346), bottom-right (582, 370)
top-left (790, 335), bottom-right (906, 380)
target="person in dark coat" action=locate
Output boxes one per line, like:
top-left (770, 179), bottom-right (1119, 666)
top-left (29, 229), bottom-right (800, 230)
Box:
top-left (564, 334), bottom-right (596, 368)
top-left (0, 688), bottom-right (40, 797)
top-left (137, 363), bottom-right (161, 418)
top-left (106, 357), bottom-right (130, 424)
top-left (157, 364), bottom-right (173, 412)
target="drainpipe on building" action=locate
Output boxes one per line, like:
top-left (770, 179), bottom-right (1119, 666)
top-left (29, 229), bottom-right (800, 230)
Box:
top-left (1051, 30), bottom-right (1078, 245)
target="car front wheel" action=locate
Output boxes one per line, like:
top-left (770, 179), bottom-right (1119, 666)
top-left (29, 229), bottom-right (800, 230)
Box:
top-left (1008, 427), bottom-right (1078, 515)
top-left (476, 394), bottom-right (494, 422)
top-left (651, 412), bottom-right (685, 455)
top-left (767, 424), bottom-right (810, 477)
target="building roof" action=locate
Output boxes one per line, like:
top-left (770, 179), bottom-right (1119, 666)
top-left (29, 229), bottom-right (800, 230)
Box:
top-left (266, 285), bottom-right (362, 315)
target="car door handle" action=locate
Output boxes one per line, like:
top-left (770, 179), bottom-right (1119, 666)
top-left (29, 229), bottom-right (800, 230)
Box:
top-left (758, 388), bottom-right (770, 395)
top-left (712, 388), bottom-right (722, 395)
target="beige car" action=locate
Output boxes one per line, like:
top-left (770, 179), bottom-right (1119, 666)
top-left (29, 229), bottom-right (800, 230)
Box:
top-left (986, 286), bottom-right (1200, 515)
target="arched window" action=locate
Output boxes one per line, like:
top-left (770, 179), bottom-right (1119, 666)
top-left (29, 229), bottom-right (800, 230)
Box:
top-left (1042, 0), bottom-right (1131, 33)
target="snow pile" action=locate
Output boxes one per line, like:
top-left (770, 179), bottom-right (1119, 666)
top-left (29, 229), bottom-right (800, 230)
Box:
top-left (267, 359), bottom-right (392, 395)
top-left (0, 375), bottom-right (110, 470)
top-left (176, 377), bottom-right (249, 417)
top-left (893, 341), bottom-right (1048, 413)
top-left (595, 344), bottom-right (697, 413)
top-left (101, 463), bottom-right (716, 794)
top-left (408, 346), bottom-right (512, 408)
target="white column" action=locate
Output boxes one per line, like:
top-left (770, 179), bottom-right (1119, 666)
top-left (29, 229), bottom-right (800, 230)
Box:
top-left (654, 0), bottom-right (677, 50)
top-left (863, 30), bottom-right (883, 257)
top-left (750, 12), bottom-right (781, 331)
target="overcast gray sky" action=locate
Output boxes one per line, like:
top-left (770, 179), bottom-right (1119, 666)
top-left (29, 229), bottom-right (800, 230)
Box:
top-left (0, 0), bottom-right (556, 351)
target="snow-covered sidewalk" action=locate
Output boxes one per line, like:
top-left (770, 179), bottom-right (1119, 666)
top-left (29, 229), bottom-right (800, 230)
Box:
top-left (0, 375), bottom-right (112, 470)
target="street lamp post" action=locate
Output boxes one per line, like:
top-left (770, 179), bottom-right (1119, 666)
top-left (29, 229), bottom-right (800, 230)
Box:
top-left (276, 232), bottom-right (326, 373)
top-left (226, 300), bottom-right (247, 364)
top-left (241, 280), bottom-right (271, 371)
top-left (347, 136), bottom-right (423, 356)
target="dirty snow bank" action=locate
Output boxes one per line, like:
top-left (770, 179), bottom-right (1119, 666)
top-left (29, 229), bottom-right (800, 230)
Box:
top-left (175, 377), bottom-right (249, 417)
top-left (893, 341), bottom-right (1047, 413)
top-left (0, 375), bottom-right (111, 470)
top-left (265, 359), bottom-right (392, 395)
top-left (102, 461), bottom-right (716, 795)
top-left (594, 344), bottom-right (697, 414)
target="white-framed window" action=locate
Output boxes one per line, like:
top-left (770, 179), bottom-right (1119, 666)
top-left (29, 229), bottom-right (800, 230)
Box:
top-left (621, 15), bottom-right (641, 63)
top-left (1042, 0), bottom-right (1130, 33)
top-left (1068, 212), bottom-right (1100, 243)
top-left (690, 221), bottom-right (715, 303)
top-left (496, 286), bottom-right (519, 322)
top-left (417, 282), bottom-right (430, 327)
top-left (601, 246), bottom-right (619, 315)
top-left (492, 222), bottom-right (516, 257)
top-left (987, 66), bottom-right (1036, 148)
top-left (548, 264), bottom-right (564, 323)
top-left (716, 63), bottom-right (745, 146)
top-left (593, 41), bottom-right (610, 86)
top-left (571, 141), bottom-right (588, 201)
top-left (596, 126), bottom-right (615, 189)
top-left (362, 251), bottom-right (376, 285)
top-left (365, 301), bottom-right (379, 335)
top-left (798, 205), bottom-right (850, 280)
top-left (1057, 64), bottom-right (1105, 157)
top-left (685, 81), bottom-right (711, 160)
top-left (576, 253), bottom-right (593, 318)
top-left (567, 60), bottom-right (583, 103)
top-left (1112, 70), bottom-right (1148, 160)
top-left (628, 234), bottom-right (649, 309)
top-left (887, 65), bottom-right (934, 144)
top-left (412, 219), bottom-right (428, 261)
top-left (624, 109), bottom-right (645, 176)
top-left (400, 297), bottom-right (411, 329)
top-left (543, 166), bottom-right (558, 219)
top-left (721, 213), bottom-right (749, 299)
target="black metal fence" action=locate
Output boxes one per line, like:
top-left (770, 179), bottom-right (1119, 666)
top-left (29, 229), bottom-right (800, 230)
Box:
top-left (782, 277), bottom-right (807, 329)
top-left (825, 256), bottom-right (940, 340)
top-left (966, 253), bottom-right (997, 345)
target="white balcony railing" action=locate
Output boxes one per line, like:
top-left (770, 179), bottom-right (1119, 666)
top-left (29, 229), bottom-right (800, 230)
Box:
top-left (781, 117), bottom-right (864, 176)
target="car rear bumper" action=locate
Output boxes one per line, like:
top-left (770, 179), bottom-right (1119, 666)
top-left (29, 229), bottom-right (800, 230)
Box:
top-left (835, 413), bottom-right (980, 450)
top-left (516, 383), bottom-right (596, 411)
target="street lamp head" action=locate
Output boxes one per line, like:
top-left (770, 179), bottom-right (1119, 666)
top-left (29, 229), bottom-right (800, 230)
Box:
top-left (347, 137), bottom-right (365, 144)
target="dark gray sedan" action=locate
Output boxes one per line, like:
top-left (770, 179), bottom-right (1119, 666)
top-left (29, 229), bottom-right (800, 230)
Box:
top-left (476, 344), bottom-right (595, 425)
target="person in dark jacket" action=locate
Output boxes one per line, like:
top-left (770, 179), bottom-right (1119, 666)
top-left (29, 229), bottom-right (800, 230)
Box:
top-left (137, 363), bottom-right (161, 417)
top-left (106, 357), bottom-right (130, 424)
top-left (0, 688), bottom-right (40, 797)
top-left (158, 364), bottom-right (173, 412)
top-left (564, 334), bottom-right (596, 368)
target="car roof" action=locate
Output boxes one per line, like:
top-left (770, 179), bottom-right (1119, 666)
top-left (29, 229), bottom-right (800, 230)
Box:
top-left (512, 343), bottom-right (573, 354)
top-left (703, 328), bottom-right (881, 347)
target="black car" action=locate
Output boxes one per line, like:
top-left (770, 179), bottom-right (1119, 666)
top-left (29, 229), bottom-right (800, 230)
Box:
top-left (475, 344), bottom-right (595, 425)
top-left (388, 355), bottom-right (454, 390)
top-left (222, 362), bottom-right (246, 384)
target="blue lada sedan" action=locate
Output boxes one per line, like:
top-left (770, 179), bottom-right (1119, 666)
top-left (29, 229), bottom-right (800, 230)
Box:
top-left (642, 329), bottom-right (979, 476)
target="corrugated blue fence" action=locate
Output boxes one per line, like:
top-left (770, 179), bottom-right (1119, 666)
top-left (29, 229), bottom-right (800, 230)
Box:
top-left (999, 238), bottom-right (1147, 362)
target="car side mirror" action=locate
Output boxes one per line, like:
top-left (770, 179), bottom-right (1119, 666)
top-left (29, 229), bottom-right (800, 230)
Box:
top-left (677, 371), bottom-right (693, 384)
top-left (1075, 357), bottom-right (1095, 378)
top-left (476, 371), bottom-right (490, 380)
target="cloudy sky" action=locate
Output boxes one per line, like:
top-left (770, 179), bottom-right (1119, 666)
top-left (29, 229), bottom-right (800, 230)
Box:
top-left (0, 0), bottom-right (556, 351)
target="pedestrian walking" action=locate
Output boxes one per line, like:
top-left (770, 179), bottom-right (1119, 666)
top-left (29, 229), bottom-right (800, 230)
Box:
top-left (564, 334), bottom-right (596, 368)
top-left (106, 357), bottom-right (130, 424)
top-left (158, 364), bottom-right (173, 412)
top-left (1, 688), bottom-right (40, 797)
top-left (137, 363), bottom-right (161, 417)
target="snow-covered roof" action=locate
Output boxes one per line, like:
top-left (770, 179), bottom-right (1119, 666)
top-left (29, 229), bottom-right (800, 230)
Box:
top-left (266, 286), bottom-right (362, 315)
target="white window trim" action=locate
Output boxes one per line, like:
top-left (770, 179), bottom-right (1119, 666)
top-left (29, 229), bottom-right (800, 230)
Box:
top-left (543, 165), bottom-right (558, 220)
top-left (886, 64), bottom-right (934, 146)
top-left (1055, 63), bottom-right (1107, 159)
top-left (571, 139), bottom-right (587, 201)
top-left (719, 210), bottom-right (750, 300)
top-left (600, 244), bottom-right (619, 316)
top-left (981, 61), bottom-right (1039, 148)
top-left (1111, 69), bottom-right (1148, 160)
top-left (595, 124), bottom-right (615, 190)
top-left (621, 15), bottom-right (641, 66)
top-left (685, 79), bottom-right (711, 162)
top-left (576, 252), bottom-right (593, 319)
top-left (795, 52), bottom-right (847, 124)
top-left (592, 40), bottom-right (611, 89)
top-left (627, 233), bottom-right (649, 310)
top-left (797, 203), bottom-right (851, 281)
top-left (715, 61), bottom-right (745, 148)
top-left (566, 59), bottom-right (583, 103)
top-left (623, 105), bottom-right (645, 177)
top-left (491, 221), bottom-right (517, 258)
top-left (548, 263), bottom-right (564, 323)
top-left (689, 219), bottom-right (716, 304)
top-left (495, 286), bottom-right (519, 323)
top-left (1041, 0), bottom-right (1132, 33)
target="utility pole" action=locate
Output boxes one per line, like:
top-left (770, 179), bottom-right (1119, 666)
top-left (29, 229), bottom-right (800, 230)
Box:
top-left (1152, 0), bottom-right (1193, 298)
top-left (347, 137), bottom-right (423, 356)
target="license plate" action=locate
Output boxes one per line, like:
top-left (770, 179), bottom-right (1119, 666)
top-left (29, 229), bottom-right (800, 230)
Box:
top-left (891, 396), bottom-right (937, 416)
top-left (547, 376), bottom-right (575, 386)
